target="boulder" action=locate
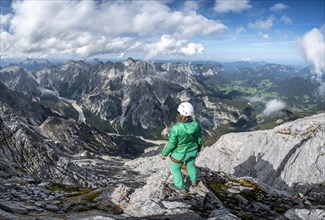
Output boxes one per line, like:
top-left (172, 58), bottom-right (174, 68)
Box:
top-left (197, 113), bottom-right (325, 194)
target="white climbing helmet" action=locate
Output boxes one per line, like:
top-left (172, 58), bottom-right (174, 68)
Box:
top-left (177, 102), bottom-right (194, 116)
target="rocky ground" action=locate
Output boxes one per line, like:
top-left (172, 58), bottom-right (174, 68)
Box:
top-left (1, 147), bottom-right (324, 220)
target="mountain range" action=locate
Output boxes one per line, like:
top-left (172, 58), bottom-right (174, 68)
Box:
top-left (1, 59), bottom-right (323, 138)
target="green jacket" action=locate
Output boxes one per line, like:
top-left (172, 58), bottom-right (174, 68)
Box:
top-left (162, 120), bottom-right (202, 157)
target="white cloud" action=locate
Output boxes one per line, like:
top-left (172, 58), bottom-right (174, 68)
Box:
top-left (262, 34), bottom-right (270, 40)
top-left (236, 27), bottom-right (246, 34)
top-left (299, 27), bottom-right (325, 76)
top-left (144, 35), bottom-right (184, 59)
top-left (241, 57), bottom-right (251, 62)
top-left (280, 15), bottom-right (292, 24)
top-left (0, 0), bottom-right (227, 59)
top-left (299, 26), bottom-right (325, 95)
top-left (183, 1), bottom-right (198, 12)
top-left (118, 53), bottom-right (125, 59)
top-left (181, 43), bottom-right (204, 56)
top-left (270, 3), bottom-right (288, 12)
top-left (214, 0), bottom-right (252, 13)
top-left (248, 16), bottom-right (274, 30)
top-left (259, 32), bottom-right (270, 40)
top-left (0, 14), bottom-right (12, 29)
top-left (143, 35), bottom-right (204, 59)
top-left (262, 99), bottom-right (286, 116)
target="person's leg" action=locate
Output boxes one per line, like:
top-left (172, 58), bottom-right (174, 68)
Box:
top-left (186, 157), bottom-right (198, 184)
top-left (184, 150), bottom-right (198, 184)
top-left (170, 160), bottom-right (185, 188)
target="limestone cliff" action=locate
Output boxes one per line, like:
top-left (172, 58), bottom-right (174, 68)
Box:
top-left (198, 113), bottom-right (325, 198)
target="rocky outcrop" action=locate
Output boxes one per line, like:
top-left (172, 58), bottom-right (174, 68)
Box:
top-left (0, 158), bottom-right (319, 220)
top-left (0, 82), bottom-right (145, 188)
top-left (0, 66), bottom-right (40, 96)
top-left (197, 113), bottom-right (325, 203)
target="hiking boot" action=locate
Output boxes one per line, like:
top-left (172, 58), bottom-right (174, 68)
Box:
top-left (167, 183), bottom-right (187, 193)
top-left (191, 179), bottom-right (201, 187)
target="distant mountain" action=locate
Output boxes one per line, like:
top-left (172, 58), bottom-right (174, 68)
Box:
top-left (229, 64), bottom-right (300, 83)
top-left (15, 58), bottom-right (56, 71)
top-left (222, 61), bottom-right (268, 73)
top-left (298, 65), bottom-right (325, 80)
top-left (84, 57), bottom-right (102, 65)
top-left (0, 59), bottom-right (250, 141)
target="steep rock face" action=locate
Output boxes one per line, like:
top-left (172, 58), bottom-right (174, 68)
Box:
top-left (0, 83), bottom-right (136, 187)
top-left (39, 117), bottom-right (122, 156)
top-left (0, 66), bottom-right (40, 96)
top-left (197, 113), bottom-right (325, 195)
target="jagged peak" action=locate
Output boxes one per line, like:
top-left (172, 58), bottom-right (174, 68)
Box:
top-left (123, 57), bottom-right (137, 66)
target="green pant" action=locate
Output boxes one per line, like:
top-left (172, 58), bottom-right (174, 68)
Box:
top-left (170, 150), bottom-right (198, 189)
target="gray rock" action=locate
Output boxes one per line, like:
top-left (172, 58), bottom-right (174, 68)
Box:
top-left (19, 194), bottom-right (32, 201)
top-left (38, 182), bottom-right (50, 187)
top-left (0, 201), bottom-right (28, 214)
top-left (40, 192), bottom-right (48, 199)
top-left (208, 207), bottom-right (240, 220)
top-left (140, 200), bottom-right (166, 216)
top-left (198, 113), bottom-right (325, 194)
top-left (51, 200), bottom-right (61, 205)
top-left (110, 184), bottom-right (132, 206)
top-left (45, 204), bottom-right (59, 211)
top-left (54, 191), bottom-right (66, 198)
top-left (252, 202), bottom-right (271, 212)
top-left (34, 201), bottom-right (46, 207)
top-left (284, 208), bottom-right (325, 220)
top-left (162, 201), bottom-right (191, 209)
top-left (0, 208), bottom-right (21, 220)
top-left (48, 195), bottom-right (56, 200)
top-left (234, 195), bottom-right (249, 205)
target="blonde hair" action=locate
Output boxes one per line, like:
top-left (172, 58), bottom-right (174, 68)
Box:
top-left (178, 115), bottom-right (193, 122)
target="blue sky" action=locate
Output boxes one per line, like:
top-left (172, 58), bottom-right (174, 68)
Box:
top-left (0, 0), bottom-right (324, 66)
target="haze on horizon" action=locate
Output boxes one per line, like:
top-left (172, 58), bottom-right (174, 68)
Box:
top-left (0, 0), bottom-right (324, 67)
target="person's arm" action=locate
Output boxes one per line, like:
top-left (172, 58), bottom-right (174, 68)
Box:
top-left (197, 124), bottom-right (202, 152)
top-left (161, 126), bottom-right (178, 157)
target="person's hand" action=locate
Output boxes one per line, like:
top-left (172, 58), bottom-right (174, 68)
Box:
top-left (160, 155), bottom-right (166, 160)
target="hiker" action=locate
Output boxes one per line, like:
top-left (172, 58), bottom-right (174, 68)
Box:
top-left (160, 102), bottom-right (202, 192)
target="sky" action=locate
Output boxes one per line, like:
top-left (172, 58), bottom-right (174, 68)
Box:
top-left (0, 0), bottom-right (324, 67)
